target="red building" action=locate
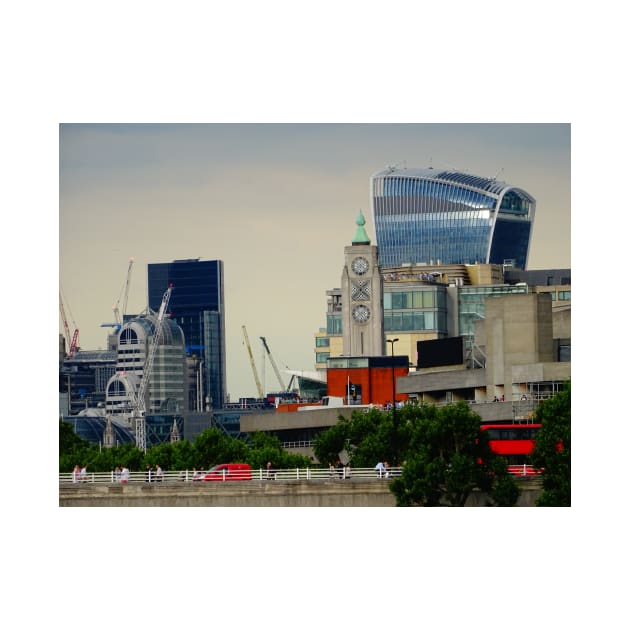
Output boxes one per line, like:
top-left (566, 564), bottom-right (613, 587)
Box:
top-left (326, 356), bottom-right (409, 407)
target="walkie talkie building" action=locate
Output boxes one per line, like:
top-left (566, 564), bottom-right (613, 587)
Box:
top-left (370, 167), bottom-right (536, 269)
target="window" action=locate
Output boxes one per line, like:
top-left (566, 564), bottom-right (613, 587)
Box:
top-left (316, 352), bottom-right (330, 363)
top-left (558, 290), bottom-right (571, 301)
top-left (315, 337), bottom-right (330, 347)
top-left (327, 314), bottom-right (342, 335)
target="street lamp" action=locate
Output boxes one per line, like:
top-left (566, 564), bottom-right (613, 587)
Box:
top-left (387, 338), bottom-right (399, 465)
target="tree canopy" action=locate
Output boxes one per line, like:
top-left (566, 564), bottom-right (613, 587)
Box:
top-left (530, 383), bottom-right (571, 506)
top-left (59, 421), bottom-right (312, 473)
top-left (314, 402), bottom-right (520, 506)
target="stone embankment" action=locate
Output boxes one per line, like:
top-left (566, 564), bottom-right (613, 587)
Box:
top-left (59, 479), bottom-right (542, 507)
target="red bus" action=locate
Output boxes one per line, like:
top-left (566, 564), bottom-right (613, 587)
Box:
top-left (481, 423), bottom-right (541, 476)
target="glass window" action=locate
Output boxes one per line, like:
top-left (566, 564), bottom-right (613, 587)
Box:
top-left (391, 312), bottom-right (403, 331)
top-left (402, 312), bottom-right (414, 331)
top-left (558, 291), bottom-right (571, 301)
top-left (315, 337), bottom-right (330, 347)
top-left (392, 292), bottom-right (408, 309)
top-left (384, 292), bottom-right (392, 310)
top-left (384, 313), bottom-right (392, 331)
top-left (326, 314), bottom-right (342, 335)
top-left (316, 352), bottom-right (330, 363)
top-left (422, 291), bottom-right (435, 308)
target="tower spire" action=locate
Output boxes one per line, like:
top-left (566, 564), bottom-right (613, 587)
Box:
top-left (352, 210), bottom-right (371, 245)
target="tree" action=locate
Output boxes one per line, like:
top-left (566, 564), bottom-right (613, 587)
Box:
top-left (246, 432), bottom-right (312, 470)
top-left (390, 402), bottom-right (518, 506)
top-left (531, 383), bottom-right (571, 507)
top-left (193, 427), bottom-right (251, 469)
top-left (59, 420), bottom-right (92, 472)
top-left (312, 402), bottom-right (519, 506)
top-left (313, 417), bottom-right (349, 466)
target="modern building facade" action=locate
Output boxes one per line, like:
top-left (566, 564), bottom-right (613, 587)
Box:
top-left (148, 259), bottom-right (226, 410)
top-left (370, 167), bottom-right (536, 269)
top-left (316, 262), bottom-right (570, 376)
top-left (59, 347), bottom-right (117, 415)
top-left (105, 312), bottom-right (187, 419)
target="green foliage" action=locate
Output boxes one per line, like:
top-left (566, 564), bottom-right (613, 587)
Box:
top-left (531, 383), bottom-right (571, 506)
top-left (193, 427), bottom-right (250, 469)
top-left (400, 402), bottom-right (520, 506)
top-left (313, 402), bottom-right (519, 506)
top-left (313, 417), bottom-right (349, 466)
top-left (245, 432), bottom-right (312, 470)
top-left (144, 440), bottom-right (196, 471)
top-left (59, 420), bottom-right (92, 472)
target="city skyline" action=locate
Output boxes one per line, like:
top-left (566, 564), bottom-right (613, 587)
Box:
top-left (59, 123), bottom-right (570, 400)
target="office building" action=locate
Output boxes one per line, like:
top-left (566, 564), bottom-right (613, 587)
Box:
top-left (370, 167), bottom-right (535, 269)
top-left (59, 345), bottom-right (117, 415)
top-left (148, 259), bottom-right (226, 409)
top-left (105, 312), bottom-right (187, 418)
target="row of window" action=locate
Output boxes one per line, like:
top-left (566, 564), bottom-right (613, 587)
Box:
top-left (374, 176), bottom-right (497, 210)
top-left (384, 289), bottom-right (445, 310)
top-left (385, 310), bottom-right (445, 332)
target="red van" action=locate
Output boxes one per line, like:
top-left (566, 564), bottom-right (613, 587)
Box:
top-left (202, 463), bottom-right (252, 481)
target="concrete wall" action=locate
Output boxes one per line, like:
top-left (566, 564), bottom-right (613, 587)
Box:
top-left (59, 479), bottom-right (542, 507)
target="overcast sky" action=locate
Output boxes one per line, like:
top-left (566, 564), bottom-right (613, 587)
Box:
top-left (59, 123), bottom-right (570, 399)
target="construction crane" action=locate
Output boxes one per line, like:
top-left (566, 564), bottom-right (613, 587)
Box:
top-left (260, 336), bottom-right (287, 391)
top-left (102, 257), bottom-right (135, 332)
top-left (59, 290), bottom-right (79, 357)
top-left (130, 285), bottom-right (173, 452)
top-left (115, 257), bottom-right (134, 326)
top-left (242, 325), bottom-right (264, 398)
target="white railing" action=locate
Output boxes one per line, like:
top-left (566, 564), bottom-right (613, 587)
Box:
top-left (59, 467), bottom-right (403, 485)
top-left (59, 464), bottom-right (539, 485)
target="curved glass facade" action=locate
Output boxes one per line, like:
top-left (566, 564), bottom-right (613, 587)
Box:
top-left (371, 168), bottom-right (535, 269)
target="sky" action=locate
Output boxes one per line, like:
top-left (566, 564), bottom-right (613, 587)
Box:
top-left (59, 123), bottom-right (571, 399)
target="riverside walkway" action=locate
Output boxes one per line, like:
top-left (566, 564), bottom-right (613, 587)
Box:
top-left (59, 468), bottom-right (542, 507)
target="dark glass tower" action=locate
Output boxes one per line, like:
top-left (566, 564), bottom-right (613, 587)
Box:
top-left (148, 259), bottom-right (225, 409)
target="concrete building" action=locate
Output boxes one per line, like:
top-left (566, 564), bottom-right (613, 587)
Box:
top-left (397, 292), bottom-right (570, 408)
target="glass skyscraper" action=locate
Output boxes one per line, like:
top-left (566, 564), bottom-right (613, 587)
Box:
top-left (148, 259), bottom-right (226, 409)
top-left (370, 167), bottom-right (536, 269)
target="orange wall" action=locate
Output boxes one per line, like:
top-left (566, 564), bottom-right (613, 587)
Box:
top-left (327, 367), bottom-right (409, 406)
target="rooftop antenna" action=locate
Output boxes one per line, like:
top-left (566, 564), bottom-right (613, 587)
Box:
top-left (493, 167), bottom-right (504, 180)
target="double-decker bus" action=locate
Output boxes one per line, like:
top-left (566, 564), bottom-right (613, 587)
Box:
top-left (481, 423), bottom-right (541, 476)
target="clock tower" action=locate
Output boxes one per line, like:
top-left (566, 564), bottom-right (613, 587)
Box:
top-left (341, 210), bottom-right (384, 356)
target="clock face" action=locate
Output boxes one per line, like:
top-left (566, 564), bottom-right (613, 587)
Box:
top-left (351, 256), bottom-right (369, 275)
top-left (351, 279), bottom-right (371, 301)
top-left (352, 304), bottom-right (371, 323)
